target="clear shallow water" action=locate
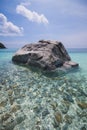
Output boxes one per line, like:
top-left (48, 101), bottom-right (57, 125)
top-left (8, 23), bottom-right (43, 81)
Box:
top-left (0, 49), bottom-right (87, 130)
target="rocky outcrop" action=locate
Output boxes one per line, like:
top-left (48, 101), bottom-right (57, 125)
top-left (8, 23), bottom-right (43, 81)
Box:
top-left (12, 40), bottom-right (78, 71)
top-left (0, 42), bottom-right (6, 49)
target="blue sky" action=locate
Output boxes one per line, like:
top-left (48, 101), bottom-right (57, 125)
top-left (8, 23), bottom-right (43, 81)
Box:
top-left (0, 0), bottom-right (87, 48)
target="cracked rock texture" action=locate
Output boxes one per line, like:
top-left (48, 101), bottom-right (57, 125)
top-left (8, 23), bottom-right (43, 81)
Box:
top-left (12, 40), bottom-right (78, 71)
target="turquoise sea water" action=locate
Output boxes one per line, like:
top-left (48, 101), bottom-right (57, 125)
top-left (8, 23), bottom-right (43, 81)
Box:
top-left (0, 48), bottom-right (87, 130)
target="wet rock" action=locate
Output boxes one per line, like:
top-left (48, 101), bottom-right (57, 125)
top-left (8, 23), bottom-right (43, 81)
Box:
top-left (77, 101), bottom-right (87, 109)
top-left (8, 89), bottom-right (13, 96)
top-left (9, 97), bottom-right (14, 105)
top-left (62, 123), bottom-right (69, 130)
top-left (0, 85), bottom-right (2, 90)
top-left (13, 88), bottom-right (20, 96)
top-left (36, 117), bottom-right (41, 125)
top-left (59, 101), bottom-right (70, 114)
top-left (64, 115), bottom-right (72, 124)
top-left (20, 94), bottom-right (26, 97)
top-left (2, 117), bottom-right (25, 130)
top-left (42, 109), bottom-right (49, 119)
top-left (12, 40), bottom-right (78, 71)
top-left (63, 61), bottom-right (78, 68)
top-left (0, 100), bottom-right (7, 108)
top-left (77, 109), bottom-right (87, 118)
top-left (80, 126), bottom-right (86, 130)
top-left (16, 115), bottom-right (26, 124)
top-left (12, 84), bottom-right (18, 88)
top-left (54, 111), bottom-right (62, 123)
top-left (2, 118), bottom-right (16, 130)
top-left (35, 125), bottom-right (40, 130)
top-left (33, 105), bottom-right (42, 114)
top-left (53, 118), bottom-right (61, 129)
top-left (1, 113), bottom-right (11, 121)
top-left (80, 123), bottom-right (87, 130)
top-left (50, 101), bottom-right (58, 110)
top-left (10, 103), bottom-right (21, 113)
top-left (63, 93), bottom-right (74, 103)
top-left (1, 80), bottom-right (6, 85)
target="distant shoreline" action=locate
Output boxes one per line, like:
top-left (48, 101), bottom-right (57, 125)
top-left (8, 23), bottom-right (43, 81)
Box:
top-left (1, 47), bottom-right (87, 53)
top-left (67, 48), bottom-right (87, 53)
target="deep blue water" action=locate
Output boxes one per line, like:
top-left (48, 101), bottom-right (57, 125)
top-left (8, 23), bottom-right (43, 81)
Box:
top-left (0, 48), bottom-right (87, 130)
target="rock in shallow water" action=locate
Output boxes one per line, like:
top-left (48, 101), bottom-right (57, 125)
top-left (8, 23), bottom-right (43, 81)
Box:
top-left (42, 109), bottom-right (49, 119)
top-left (1, 113), bottom-right (11, 121)
top-left (12, 40), bottom-right (79, 71)
top-left (77, 101), bottom-right (87, 109)
top-left (54, 111), bottom-right (63, 123)
top-left (10, 103), bottom-right (21, 112)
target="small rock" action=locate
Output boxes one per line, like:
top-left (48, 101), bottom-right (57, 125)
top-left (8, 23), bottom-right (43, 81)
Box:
top-left (9, 97), bottom-right (14, 105)
top-left (64, 115), bottom-right (72, 124)
top-left (50, 101), bottom-right (58, 110)
top-left (54, 111), bottom-right (62, 123)
top-left (53, 119), bottom-right (59, 128)
top-left (2, 114), bottom-right (26, 130)
top-left (0, 100), bottom-right (7, 108)
top-left (77, 109), bottom-right (87, 117)
top-left (35, 125), bottom-right (40, 130)
top-left (59, 103), bottom-right (69, 114)
top-left (36, 117), bottom-right (41, 125)
top-left (77, 101), bottom-right (87, 109)
top-left (64, 61), bottom-right (78, 68)
top-left (1, 113), bottom-right (11, 121)
top-left (63, 93), bottom-right (74, 103)
top-left (2, 118), bottom-right (16, 130)
top-left (42, 109), bottom-right (49, 119)
top-left (8, 89), bottom-right (13, 96)
top-left (16, 115), bottom-right (26, 124)
top-left (33, 105), bottom-right (42, 114)
top-left (80, 126), bottom-right (86, 130)
top-left (0, 85), bottom-right (2, 90)
top-left (13, 84), bottom-right (18, 88)
top-left (10, 103), bottom-right (21, 113)
top-left (20, 94), bottom-right (25, 97)
top-left (62, 123), bottom-right (69, 130)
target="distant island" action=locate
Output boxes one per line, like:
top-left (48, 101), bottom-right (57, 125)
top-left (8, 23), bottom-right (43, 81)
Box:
top-left (0, 42), bottom-right (6, 49)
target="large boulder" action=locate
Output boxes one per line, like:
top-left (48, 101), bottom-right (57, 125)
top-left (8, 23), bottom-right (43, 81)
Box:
top-left (12, 40), bottom-right (78, 71)
top-left (0, 42), bottom-right (6, 49)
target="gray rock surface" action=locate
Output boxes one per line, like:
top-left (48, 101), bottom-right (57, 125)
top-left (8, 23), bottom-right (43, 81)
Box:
top-left (12, 40), bottom-right (78, 71)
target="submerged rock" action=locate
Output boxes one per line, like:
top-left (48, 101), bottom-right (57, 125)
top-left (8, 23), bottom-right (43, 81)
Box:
top-left (12, 40), bottom-right (78, 71)
top-left (42, 109), bottom-right (49, 119)
top-left (64, 114), bottom-right (73, 124)
top-left (77, 101), bottom-right (87, 109)
top-left (1, 113), bottom-right (11, 121)
top-left (54, 111), bottom-right (63, 123)
top-left (10, 103), bottom-right (21, 112)
top-left (0, 99), bottom-right (7, 108)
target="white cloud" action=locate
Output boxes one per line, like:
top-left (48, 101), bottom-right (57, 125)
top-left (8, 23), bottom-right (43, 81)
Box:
top-left (0, 13), bottom-right (23, 36)
top-left (16, 4), bottom-right (49, 24)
